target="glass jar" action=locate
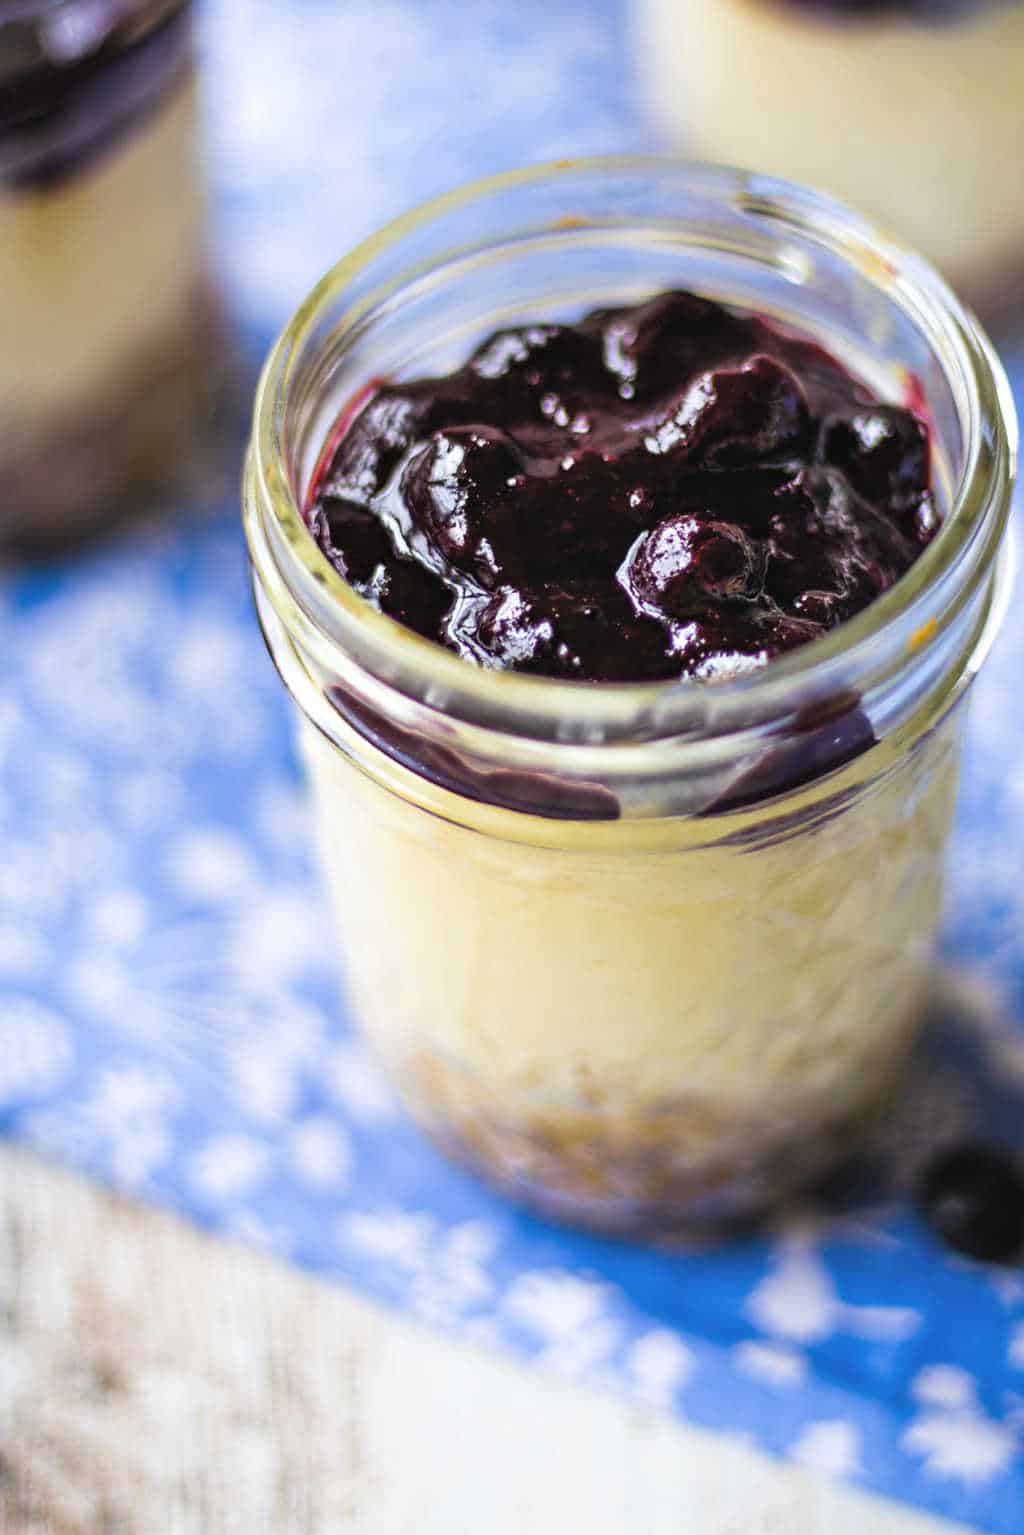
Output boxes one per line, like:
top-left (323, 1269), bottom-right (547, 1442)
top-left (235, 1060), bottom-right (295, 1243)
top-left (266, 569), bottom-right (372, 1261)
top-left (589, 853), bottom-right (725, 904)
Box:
top-left (0, 0), bottom-right (220, 551)
top-left (244, 159), bottom-right (1016, 1235)
top-left (632, 0), bottom-right (1024, 332)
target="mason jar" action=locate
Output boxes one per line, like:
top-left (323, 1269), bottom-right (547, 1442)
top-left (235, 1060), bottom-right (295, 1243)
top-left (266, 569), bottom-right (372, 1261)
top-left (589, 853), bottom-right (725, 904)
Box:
top-left (243, 159), bottom-right (1016, 1235)
top-left (632, 0), bottom-right (1024, 332)
top-left (0, 0), bottom-right (219, 551)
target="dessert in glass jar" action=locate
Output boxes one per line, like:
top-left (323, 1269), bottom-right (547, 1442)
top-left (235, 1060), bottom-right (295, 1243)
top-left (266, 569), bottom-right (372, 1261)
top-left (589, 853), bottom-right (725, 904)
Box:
top-left (632, 0), bottom-right (1024, 329)
top-left (243, 160), bottom-right (1015, 1235)
top-left (1, 0), bottom-right (218, 550)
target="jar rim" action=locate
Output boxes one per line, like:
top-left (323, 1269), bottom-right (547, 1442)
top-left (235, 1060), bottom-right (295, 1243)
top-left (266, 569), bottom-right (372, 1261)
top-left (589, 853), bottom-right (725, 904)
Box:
top-left (247, 155), bottom-right (1016, 750)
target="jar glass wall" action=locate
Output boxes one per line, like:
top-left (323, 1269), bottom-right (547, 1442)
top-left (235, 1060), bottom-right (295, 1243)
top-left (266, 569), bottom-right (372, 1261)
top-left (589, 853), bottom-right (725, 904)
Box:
top-left (244, 159), bottom-right (1016, 1235)
top-left (0, 0), bottom-right (218, 551)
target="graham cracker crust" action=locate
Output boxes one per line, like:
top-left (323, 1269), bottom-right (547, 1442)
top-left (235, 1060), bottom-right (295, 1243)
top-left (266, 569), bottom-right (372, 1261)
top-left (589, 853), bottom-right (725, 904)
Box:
top-left (398, 1048), bottom-right (905, 1237)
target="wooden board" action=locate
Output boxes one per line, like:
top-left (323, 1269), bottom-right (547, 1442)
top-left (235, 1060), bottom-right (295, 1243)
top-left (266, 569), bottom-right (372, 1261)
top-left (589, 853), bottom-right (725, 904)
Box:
top-left (0, 1146), bottom-right (974, 1535)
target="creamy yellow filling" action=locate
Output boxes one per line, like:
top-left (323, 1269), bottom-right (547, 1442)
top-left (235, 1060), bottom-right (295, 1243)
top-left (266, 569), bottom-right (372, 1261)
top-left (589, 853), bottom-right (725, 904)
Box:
top-left (0, 79), bottom-right (205, 424)
top-left (632, 0), bottom-right (1024, 295)
top-left (301, 707), bottom-right (960, 1161)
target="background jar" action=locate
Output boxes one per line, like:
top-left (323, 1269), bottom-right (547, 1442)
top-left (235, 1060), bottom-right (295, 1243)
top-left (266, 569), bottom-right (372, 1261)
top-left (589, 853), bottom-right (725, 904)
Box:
top-left (0, 0), bottom-right (220, 552)
top-left (244, 159), bottom-right (1015, 1236)
top-left (632, 0), bottom-right (1024, 334)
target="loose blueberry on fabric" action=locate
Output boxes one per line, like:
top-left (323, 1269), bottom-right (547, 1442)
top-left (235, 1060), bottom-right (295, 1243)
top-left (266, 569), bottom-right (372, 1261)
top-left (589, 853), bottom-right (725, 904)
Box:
top-left (917, 1143), bottom-right (1024, 1262)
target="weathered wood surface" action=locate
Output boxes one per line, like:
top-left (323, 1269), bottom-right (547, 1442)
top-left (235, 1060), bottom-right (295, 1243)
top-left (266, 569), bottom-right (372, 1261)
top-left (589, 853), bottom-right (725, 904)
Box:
top-left (0, 1146), bottom-right (973, 1534)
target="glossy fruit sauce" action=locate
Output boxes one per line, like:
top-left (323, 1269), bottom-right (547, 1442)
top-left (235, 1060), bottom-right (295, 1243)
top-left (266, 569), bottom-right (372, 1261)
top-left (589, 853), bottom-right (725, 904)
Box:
top-left (307, 292), bottom-right (936, 686)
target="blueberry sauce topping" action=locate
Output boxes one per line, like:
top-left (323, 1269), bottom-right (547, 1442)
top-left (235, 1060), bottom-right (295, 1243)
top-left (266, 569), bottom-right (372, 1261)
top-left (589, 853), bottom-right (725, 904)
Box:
top-left (308, 291), bottom-right (937, 685)
top-left (918, 1143), bottom-right (1024, 1263)
top-left (0, 1), bottom-right (192, 187)
top-left (764, 0), bottom-right (1003, 19)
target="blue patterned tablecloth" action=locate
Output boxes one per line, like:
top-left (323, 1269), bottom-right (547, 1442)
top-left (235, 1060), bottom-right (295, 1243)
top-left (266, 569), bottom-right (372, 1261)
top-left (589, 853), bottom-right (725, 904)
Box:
top-left (3, 3), bottom-right (1024, 1529)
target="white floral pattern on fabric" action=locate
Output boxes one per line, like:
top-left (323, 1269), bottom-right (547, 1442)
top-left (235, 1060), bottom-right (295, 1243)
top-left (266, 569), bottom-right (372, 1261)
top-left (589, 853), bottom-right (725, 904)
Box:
top-left (1010, 1325), bottom-right (1024, 1372)
top-left (502, 1272), bottom-right (625, 1381)
top-left (190, 1134), bottom-right (274, 1201)
top-left (339, 1209), bottom-right (500, 1327)
top-left (733, 1341), bottom-right (808, 1390)
top-left (746, 1244), bottom-right (921, 1347)
top-left (791, 1421), bottom-right (863, 1479)
top-left (0, 999), bottom-right (73, 1104)
top-left (0, 4), bottom-right (1022, 1533)
top-left (287, 1116), bottom-right (353, 1190)
top-left (903, 1369), bottom-right (1020, 1485)
top-left (624, 1331), bottom-right (696, 1409)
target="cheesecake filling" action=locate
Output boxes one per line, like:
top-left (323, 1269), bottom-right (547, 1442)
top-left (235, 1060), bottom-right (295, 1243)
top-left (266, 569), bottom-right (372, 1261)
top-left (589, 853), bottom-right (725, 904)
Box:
top-left (302, 703), bottom-right (960, 1229)
top-left (633, 0), bottom-right (1024, 322)
top-left (0, 2), bottom-right (213, 543)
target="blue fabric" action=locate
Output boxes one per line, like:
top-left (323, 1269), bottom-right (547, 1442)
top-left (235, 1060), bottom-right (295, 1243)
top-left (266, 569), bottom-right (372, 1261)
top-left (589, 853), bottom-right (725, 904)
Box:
top-left (3, 1), bottom-right (1024, 1526)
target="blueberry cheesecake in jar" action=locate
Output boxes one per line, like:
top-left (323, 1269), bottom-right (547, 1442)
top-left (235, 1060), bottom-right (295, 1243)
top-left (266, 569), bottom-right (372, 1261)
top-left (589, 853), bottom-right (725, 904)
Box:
top-left (1, 0), bottom-right (217, 549)
top-left (633, 0), bottom-right (1024, 329)
top-left (244, 161), bottom-right (1015, 1234)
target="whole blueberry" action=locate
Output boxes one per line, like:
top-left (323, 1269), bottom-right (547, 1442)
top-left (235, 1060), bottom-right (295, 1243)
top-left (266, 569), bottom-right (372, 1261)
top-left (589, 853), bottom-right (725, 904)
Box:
top-left (313, 495), bottom-right (392, 583)
top-left (622, 514), bottom-right (763, 619)
top-left (917, 1142), bottom-right (1024, 1262)
top-left (403, 426), bottom-right (525, 588)
top-left (320, 390), bottom-right (427, 504)
top-left (476, 585), bottom-right (677, 681)
top-left (468, 323), bottom-right (609, 423)
top-left (646, 356), bottom-right (809, 466)
top-left (822, 406), bottom-right (929, 510)
top-left (592, 290), bottom-right (742, 401)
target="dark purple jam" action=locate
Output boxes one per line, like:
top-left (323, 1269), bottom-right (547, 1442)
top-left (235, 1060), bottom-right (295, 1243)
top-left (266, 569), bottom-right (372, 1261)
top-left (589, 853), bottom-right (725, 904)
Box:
top-left (0, 1), bottom-right (192, 188)
top-left (764, 0), bottom-right (1002, 19)
top-left (308, 292), bottom-right (937, 686)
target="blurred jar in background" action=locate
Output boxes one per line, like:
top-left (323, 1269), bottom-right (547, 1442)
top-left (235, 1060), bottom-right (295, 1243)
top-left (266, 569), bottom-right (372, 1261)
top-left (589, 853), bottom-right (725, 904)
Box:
top-left (0, 1), bottom-right (219, 552)
top-left (633, 0), bottom-right (1024, 330)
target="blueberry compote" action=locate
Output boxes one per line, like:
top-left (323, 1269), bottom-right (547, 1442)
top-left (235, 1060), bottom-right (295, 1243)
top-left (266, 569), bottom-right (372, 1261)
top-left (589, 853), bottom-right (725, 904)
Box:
top-left (1, 1), bottom-right (194, 188)
top-left (307, 291), bottom-right (937, 685)
top-left (763, 0), bottom-right (1000, 18)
